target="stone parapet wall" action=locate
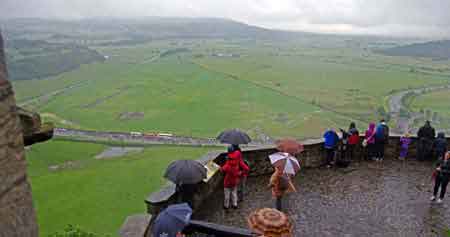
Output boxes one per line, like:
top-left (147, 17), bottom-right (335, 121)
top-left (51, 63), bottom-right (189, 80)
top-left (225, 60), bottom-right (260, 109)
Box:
top-left (145, 135), bottom-right (450, 220)
top-left (0, 32), bottom-right (39, 237)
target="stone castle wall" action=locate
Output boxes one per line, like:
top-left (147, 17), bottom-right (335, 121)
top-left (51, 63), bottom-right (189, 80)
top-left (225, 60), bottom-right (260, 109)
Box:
top-left (0, 32), bottom-right (39, 237)
top-left (145, 135), bottom-right (449, 219)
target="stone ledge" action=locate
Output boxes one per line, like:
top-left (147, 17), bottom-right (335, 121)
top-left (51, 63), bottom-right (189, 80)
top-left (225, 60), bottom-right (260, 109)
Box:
top-left (16, 107), bottom-right (54, 146)
top-left (119, 214), bottom-right (152, 237)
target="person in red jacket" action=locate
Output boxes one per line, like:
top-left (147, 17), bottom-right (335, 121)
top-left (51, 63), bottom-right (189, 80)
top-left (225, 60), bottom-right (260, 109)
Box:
top-left (220, 150), bottom-right (249, 209)
top-left (347, 122), bottom-right (360, 161)
top-left (228, 144), bottom-right (250, 202)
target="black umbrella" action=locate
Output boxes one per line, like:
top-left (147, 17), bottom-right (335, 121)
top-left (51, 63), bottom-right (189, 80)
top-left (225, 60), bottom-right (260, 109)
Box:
top-left (164, 160), bottom-right (207, 185)
top-left (152, 203), bottom-right (192, 237)
top-left (216, 129), bottom-right (251, 145)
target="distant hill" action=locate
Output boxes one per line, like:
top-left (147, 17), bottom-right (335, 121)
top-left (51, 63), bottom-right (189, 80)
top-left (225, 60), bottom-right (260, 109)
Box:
top-left (5, 39), bottom-right (104, 80)
top-left (1, 17), bottom-right (306, 44)
top-left (380, 40), bottom-right (450, 60)
top-left (1, 17), bottom-right (309, 80)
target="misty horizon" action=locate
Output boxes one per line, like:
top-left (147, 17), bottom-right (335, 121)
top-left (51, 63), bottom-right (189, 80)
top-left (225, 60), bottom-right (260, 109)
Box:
top-left (2, 0), bottom-right (450, 39)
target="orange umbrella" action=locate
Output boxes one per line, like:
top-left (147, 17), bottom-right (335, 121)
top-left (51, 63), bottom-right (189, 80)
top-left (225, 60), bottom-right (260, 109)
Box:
top-left (276, 138), bottom-right (304, 155)
top-left (247, 208), bottom-right (293, 237)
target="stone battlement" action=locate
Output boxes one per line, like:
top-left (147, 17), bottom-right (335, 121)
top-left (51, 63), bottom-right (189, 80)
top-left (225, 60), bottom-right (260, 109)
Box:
top-left (138, 135), bottom-right (450, 236)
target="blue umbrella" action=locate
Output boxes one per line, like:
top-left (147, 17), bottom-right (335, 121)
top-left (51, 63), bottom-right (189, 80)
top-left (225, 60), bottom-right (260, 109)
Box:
top-left (152, 203), bottom-right (192, 237)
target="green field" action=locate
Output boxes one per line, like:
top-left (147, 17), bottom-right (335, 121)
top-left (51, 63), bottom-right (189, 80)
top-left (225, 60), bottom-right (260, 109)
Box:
top-left (26, 140), bottom-right (216, 236)
top-left (409, 89), bottom-right (450, 130)
top-left (14, 39), bottom-right (450, 139)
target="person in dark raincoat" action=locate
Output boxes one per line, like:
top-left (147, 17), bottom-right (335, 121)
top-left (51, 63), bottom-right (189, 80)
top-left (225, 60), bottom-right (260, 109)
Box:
top-left (434, 132), bottom-right (448, 160)
top-left (417, 121), bottom-right (436, 161)
top-left (431, 152), bottom-right (450, 203)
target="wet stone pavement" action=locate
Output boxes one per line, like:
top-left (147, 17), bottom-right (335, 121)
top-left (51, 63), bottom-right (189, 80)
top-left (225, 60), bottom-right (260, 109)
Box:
top-left (195, 159), bottom-right (450, 237)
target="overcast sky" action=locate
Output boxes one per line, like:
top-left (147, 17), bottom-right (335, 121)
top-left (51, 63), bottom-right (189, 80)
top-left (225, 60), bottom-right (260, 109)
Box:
top-left (2, 0), bottom-right (450, 38)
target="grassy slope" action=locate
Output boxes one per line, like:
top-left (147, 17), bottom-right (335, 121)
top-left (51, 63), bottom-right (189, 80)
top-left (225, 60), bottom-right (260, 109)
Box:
top-left (13, 39), bottom-right (450, 138)
top-left (410, 90), bottom-right (450, 117)
top-left (26, 140), bottom-right (215, 236)
top-left (193, 43), bottom-right (449, 122)
top-left (17, 42), bottom-right (340, 139)
top-left (409, 90), bottom-right (450, 130)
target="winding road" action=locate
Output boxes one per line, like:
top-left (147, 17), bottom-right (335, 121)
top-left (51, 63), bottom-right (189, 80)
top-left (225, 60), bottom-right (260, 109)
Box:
top-left (388, 84), bottom-right (450, 133)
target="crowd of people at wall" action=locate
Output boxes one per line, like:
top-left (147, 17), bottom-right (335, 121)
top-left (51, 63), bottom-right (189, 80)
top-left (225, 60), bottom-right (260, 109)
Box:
top-left (323, 120), bottom-right (448, 166)
top-left (156, 122), bottom-right (449, 237)
top-left (321, 120), bottom-right (449, 205)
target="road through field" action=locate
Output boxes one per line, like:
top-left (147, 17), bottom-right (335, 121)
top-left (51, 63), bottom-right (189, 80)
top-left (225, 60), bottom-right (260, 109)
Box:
top-left (388, 84), bottom-right (450, 133)
top-left (53, 128), bottom-right (270, 147)
top-left (18, 80), bottom-right (90, 107)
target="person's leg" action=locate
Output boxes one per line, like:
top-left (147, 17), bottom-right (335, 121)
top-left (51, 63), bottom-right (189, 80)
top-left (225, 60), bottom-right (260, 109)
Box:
top-left (231, 186), bottom-right (238, 208)
top-left (380, 142), bottom-right (385, 160)
top-left (433, 176), bottom-right (442, 198)
top-left (325, 148), bottom-right (332, 166)
top-left (283, 193), bottom-right (290, 213)
top-left (275, 196), bottom-right (282, 211)
top-left (440, 178), bottom-right (449, 200)
top-left (348, 145), bottom-right (354, 161)
top-left (375, 141), bottom-right (382, 160)
top-left (417, 140), bottom-right (424, 161)
top-left (331, 148), bottom-right (336, 165)
top-left (183, 184), bottom-right (195, 208)
top-left (238, 176), bottom-right (247, 201)
top-left (224, 188), bottom-right (230, 209)
top-left (368, 144), bottom-right (374, 160)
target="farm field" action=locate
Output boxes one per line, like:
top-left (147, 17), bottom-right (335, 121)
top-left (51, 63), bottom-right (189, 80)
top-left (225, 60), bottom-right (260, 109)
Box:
top-left (26, 140), bottom-right (216, 236)
top-left (13, 39), bottom-right (450, 140)
top-left (409, 89), bottom-right (450, 130)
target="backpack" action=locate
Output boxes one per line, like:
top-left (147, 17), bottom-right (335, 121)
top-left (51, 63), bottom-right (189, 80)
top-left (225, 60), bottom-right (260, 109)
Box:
top-left (375, 125), bottom-right (386, 140)
top-left (278, 175), bottom-right (290, 191)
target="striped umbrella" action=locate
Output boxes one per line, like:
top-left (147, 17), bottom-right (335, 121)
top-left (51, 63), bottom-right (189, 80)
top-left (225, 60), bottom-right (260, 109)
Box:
top-left (269, 152), bottom-right (300, 176)
top-left (247, 208), bottom-right (293, 237)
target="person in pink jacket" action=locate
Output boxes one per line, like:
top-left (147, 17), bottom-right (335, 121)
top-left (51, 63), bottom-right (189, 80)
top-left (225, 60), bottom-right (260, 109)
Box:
top-left (365, 123), bottom-right (376, 160)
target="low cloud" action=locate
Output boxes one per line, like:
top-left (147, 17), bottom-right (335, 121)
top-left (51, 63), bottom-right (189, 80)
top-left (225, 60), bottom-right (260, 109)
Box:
top-left (2, 0), bottom-right (450, 38)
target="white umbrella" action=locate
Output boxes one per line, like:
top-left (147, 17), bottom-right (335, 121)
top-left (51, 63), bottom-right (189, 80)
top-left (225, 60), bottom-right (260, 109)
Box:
top-left (269, 152), bottom-right (300, 176)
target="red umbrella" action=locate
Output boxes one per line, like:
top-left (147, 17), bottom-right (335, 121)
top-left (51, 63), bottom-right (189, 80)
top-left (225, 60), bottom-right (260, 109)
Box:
top-left (276, 138), bottom-right (304, 155)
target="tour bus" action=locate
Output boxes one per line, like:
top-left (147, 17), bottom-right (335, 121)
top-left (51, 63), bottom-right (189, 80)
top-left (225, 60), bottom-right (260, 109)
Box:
top-left (130, 131), bottom-right (142, 136)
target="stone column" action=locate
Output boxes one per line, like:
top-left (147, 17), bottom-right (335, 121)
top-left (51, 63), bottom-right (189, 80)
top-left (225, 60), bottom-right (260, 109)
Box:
top-left (0, 32), bottom-right (39, 237)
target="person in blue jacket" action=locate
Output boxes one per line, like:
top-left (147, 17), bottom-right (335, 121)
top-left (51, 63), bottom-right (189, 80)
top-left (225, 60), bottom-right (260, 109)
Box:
top-left (374, 119), bottom-right (389, 161)
top-left (323, 128), bottom-right (339, 168)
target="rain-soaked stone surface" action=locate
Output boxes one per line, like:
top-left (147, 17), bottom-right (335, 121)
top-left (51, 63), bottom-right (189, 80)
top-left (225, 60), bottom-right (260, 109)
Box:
top-left (195, 159), bottom-right (450, 236)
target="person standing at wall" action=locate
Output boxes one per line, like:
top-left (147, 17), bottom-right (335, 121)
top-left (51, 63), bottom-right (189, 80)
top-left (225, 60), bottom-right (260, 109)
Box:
top-left (220, 150), bottom-right (249, 209)
top-left (431, 152), bottom-right (450, 204)
top-left (269, 167), bottom-right (296, 211)
top-left (323, 129), bottom-right (339, 168)
top-left (399, 133), bottom-right (411, 161)
top-left (417, 121), bottom-right (436, 161)
top-left (434, 132), bottom-right (448, 161)
top-left (364, 123), bottom-right (377, 160)
top-left (227, 144), bottom-right (249, 202)
top-left (347, 122), bottom-right (360, 161)
top-left (374, 119), bottom-right (389, 161)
